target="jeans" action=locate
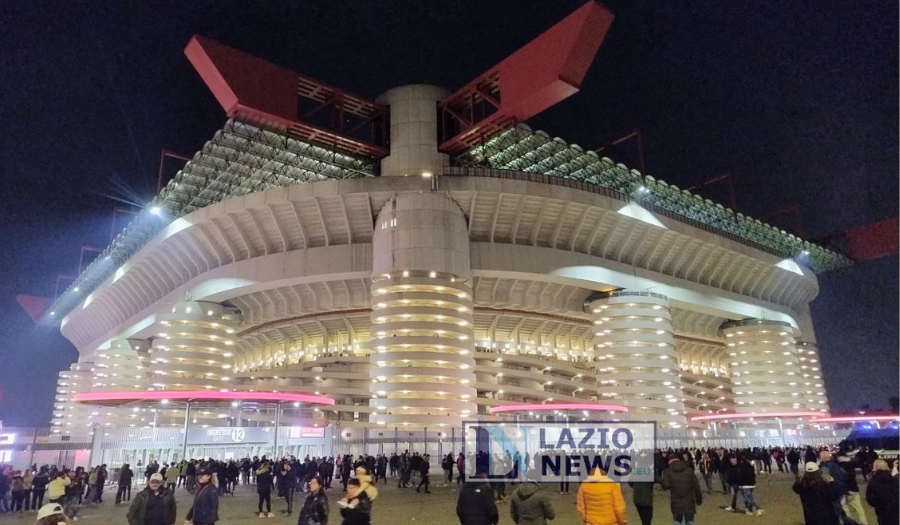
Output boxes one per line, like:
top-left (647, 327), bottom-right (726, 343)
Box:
top-left (23, 490), bottom-right (32, 511)
top-left (729, 485), bottom-right (742, 509)
top-left (31, 489), bottom-right (45, 510)
top-left (673, 513), bottom-right (694, 525)
top-left (0, 490), bottom-right (9, 512)
top-left (185, 475), bottom-right (195, 492)
top-left (115, 484), bottom-right (131, 504)
top-left (718, 471), bottom-right (728, 493)
top-left (741, 487), bottom-right (758, 512)
top-left (64, 495), bottom-right (80, 518)
top-left (701, 471), bottom-right (713, 493)
top-left (11, 491), bottom-right (25, 511)
top-left (283, 486), bottom-right (294, 513)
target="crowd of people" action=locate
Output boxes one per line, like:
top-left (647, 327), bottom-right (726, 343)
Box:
top-left (0, 443), bottom-right (896, 525)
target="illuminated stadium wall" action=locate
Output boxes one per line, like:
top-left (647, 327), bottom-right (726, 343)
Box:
top-left (42, 83), bottom-right (841, 439)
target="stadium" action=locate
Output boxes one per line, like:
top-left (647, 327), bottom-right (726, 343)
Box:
top-left (14, 2), bottom-right (864, 465)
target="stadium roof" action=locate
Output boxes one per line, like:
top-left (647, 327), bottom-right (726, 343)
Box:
top-left (42, 121), bottom-right (851, 325)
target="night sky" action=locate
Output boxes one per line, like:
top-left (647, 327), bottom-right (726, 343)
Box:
top-left (1, 1), bottom-right (896, 426)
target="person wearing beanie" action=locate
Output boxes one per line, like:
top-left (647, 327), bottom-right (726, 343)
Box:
top-left (792, 462), bottom-right (841, 525)
top-left (127, 473), bottom-right (176, 525)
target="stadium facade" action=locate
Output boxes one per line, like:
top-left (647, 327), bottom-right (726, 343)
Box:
top-left (38, 2), bottom-right (851, 456)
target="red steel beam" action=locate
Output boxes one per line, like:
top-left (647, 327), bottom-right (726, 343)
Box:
top-left (439, 1), bottom-right (614, 154)
top-left (185, 36), bottom-right (388, 159)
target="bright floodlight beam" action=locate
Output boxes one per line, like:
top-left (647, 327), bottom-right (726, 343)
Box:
top-left (150, 206), bottom-right (162, 215)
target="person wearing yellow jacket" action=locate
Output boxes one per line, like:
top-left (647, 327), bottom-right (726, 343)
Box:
top-left (354, 467), bottom-right (378, 502)
top-left (576, 468), bottom-right (627, 525)
top-left (47, 472), bottom-right (71, 504)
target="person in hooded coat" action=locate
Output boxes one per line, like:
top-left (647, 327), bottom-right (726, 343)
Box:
top-left (456, 474), bottom-right (498, 525)
top-left (659, 454), bottom-right (702, 525)
top-left (509, 481), bottom-right (555, 525)
top-left (792, 462), bottom-right (841, 525)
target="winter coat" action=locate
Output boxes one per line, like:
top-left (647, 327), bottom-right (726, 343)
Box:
top-left (737, 461), bottom-right (757, 487)
top-left (457, 481), bottom-right (499, 525)
top-left (509, 482), bottom-right (555, 525)
top-left (339, 492), bottom-right (371, 525)
top-left (866, 471), bottom-right (899, 525)
top-left (120, 467), bottom-right (134, 486)
top-left (256, 467), bottom-right (274, 495)
top-left (299, 489), bottom-right (329, 525)
top-left (127, 486), bottom-right (177, 525)
top-left (628, 482), bottom-right (654, 508)
top-left (576, 471), bottom-right (627, 525)
top-left (185, 483), bottom-right (219, 524)
top-left (165, 466), bottom-right (181, 484)
top-left (792, 477), bottom-right (841, 525)
top-left (354, 470), bottom-right (378, 501)
top-left (820, 461), bottom-right (847, 494)
top-left (48, 476), bottom-right (71, 501)
top-left (660, 459), bottom-right (702, 516)
top-left (32, 473), bottom-right (49, 491)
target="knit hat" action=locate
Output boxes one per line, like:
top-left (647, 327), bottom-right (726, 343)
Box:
top-left (149, 473), bottom-right (164, 482)
top-left (36, 503), bottom-right (65, 521)
top-left (805, 462), bottom-right (819, 473)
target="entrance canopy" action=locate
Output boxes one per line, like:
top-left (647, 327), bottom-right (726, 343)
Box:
top-left (73, 390), bottom-right (335, 409)
top-left (690, 411), bottom-right (824, 423)
top-left (489, 403), bottom-right (628, 415)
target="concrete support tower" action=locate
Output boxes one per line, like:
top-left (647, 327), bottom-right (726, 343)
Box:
top-left (369, 193), bottom-right (477, 428)
top-left (149, 301), bottom-right (238, 391)
top-left (723, 319), bottom-right (805, 414)
top-left (591, 291), bottom-right (686, 427)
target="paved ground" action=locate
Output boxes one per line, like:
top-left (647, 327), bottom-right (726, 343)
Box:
top-left (2, 472), bottom-right (879, 525)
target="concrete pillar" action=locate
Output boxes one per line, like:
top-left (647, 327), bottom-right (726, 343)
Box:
top-left (590, 291), bottom-right (686, 428)
top-left (377, 85), bottom-right (449, 177)
top-left (795, 341), bottom-right (830, 414)
top-left (723, 319), bottom-right (805, 414)
top-left (369, 192), bottom-right (477, 430)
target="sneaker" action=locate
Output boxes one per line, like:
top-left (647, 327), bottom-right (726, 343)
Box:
top-left (259, 513), bottom-right (265, 518)
top-left (745, 510), bottom-right (754, 516)
top-left (756, 509), bottom-right (764, 516)
top-left (73, 518), bottom-right (79, 522)
top-left (267, 512), bottom-right (275, 518)
top-left (724, 507), bottom-right (734, 512)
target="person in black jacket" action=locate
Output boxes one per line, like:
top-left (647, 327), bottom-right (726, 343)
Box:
top-left (256, 463), bottom-right (274, 518)
top-left (299, 476), bottom-right (329, 525)
top-left (415, 454), bottom-right (431, 494)
top-left (792, 462), bottom-right (841, 525)
top-left (724, 456), bottom-right (743, 512)
top-left (866, 459), bottom-right (899, 525)
top-left (279, 462), bottom-right (296, 516)
top-left (338, 479), bottom-right (371, 525)
top-left (117, 463), bottom-right (134, 505)
top-left (127, 473), bottom-right (176, 525)
top-left (456, 474), bottom-right (499, 525)
top-left (31, 469), bottom-right (49, 510)
top-left (185, 469), bottom-right (218, 525)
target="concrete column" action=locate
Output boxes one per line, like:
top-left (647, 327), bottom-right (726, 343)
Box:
top-left (377, 85), bottom-right (449, 177)
top-left (795, 341), bottom-right (830, 414)
top-left (590, 291), bottom-right (686, 428)
top-left (723, 319), bottom-right (805, 415)
top-left (369, 192), bottom-right (477, 430)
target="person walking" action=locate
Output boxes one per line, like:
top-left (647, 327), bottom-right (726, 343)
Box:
top-left (185, 469), bottom-right (218, 525)
top-left (510, 481), bottom-right (555, 525)
top-left (792, 462), bottom-right (841, 525)
top-left (23, 470), bottom-right (34, 512)
top-left (787, 448), bottom-right (801, 478)
top-left (576, 467), bottom-right (627, 525)
top-left (697, 452), bottom-right (713, 494)
top-left (660, 453), bottom-right (703, 525)
top-left (737, 454), bottom-right (763, 516)
top-left (127, 473), bottom-right (176, 525)
top-left (628, 481), bottom-right (654, 525)
top-left (724, 455), bottom-right (743, 512)
top-left (415, 454), bottom-right (431, 493)
top-left (299, 476), bottom-right (329, 525)
top-left (866, 459), bottom-right (899, 525)
top-left (255, 462), bottom-right (275, 518)
top-left (838, 454), bottom-right (869, 524)
top-left (338, 479), bottom-right (371, 525)
top-left (456, 473), bottom-right (499, 525)
top-left (165, 463), bottom-right (180, 494)
top-left (116, 464), bottom-right (134, 505)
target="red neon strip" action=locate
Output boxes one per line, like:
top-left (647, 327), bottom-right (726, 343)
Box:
top-left (73, 390), bottom-right (334, 405)
top-left (810, 415), bottom-right (900, 423)
top-left (490, 403), bottom-right (628, 414)
top-left (691, 411), bottom-right (824, 422)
